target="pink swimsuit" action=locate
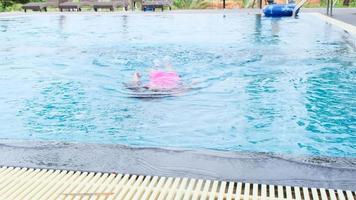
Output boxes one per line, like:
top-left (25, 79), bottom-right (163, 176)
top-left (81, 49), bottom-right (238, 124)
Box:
top-left (147, 70), bottom-right (180, 90)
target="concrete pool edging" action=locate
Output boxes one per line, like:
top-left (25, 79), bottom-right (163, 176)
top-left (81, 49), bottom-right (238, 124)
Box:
top-left (0, 139), bottom-right (355, 191)
top-left (311, 12), bottom-right (356, 36)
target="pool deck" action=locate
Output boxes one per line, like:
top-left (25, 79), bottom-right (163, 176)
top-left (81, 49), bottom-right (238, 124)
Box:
top-left (303, 8), bottom-right (356, 26)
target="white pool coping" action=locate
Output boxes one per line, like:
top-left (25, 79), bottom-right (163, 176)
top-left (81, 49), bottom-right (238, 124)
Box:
top-left (311, 12), bottom-right (356, 37)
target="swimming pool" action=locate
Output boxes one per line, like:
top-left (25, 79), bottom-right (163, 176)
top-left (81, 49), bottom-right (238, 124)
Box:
top-left (0, 13), bottom-right (355, 158)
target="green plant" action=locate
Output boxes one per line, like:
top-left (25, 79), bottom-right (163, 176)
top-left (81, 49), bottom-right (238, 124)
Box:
top-left (0, 3), bottom-right (23, 11)
top-left (316, 0), bottom-right (356, 7)
top-left (242, 0), bottom-right (249, 7)
top-left (0, 0), bottom-right (34, 11)
top-left (173, 0), bottom-right (209, 9)
top-left (0, 0), bottom-right (13, 10)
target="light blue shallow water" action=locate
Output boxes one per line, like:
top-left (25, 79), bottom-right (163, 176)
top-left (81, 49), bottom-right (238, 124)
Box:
top-left (0, 13), bottom-right (355, 157)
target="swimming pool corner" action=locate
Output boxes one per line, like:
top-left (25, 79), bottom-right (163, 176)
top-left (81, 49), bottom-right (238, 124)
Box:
top-left (310, 12), bottom-right (356, 37)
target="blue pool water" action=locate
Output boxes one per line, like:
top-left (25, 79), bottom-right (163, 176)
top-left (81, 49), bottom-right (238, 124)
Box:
top-left (0, 13), bottom-right (355, 157)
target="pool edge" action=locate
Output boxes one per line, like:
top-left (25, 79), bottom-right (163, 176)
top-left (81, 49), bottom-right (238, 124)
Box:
top-left (0, 139), bottom-right (355, 191)
top-left (311, 12), bottom-right (356, 36)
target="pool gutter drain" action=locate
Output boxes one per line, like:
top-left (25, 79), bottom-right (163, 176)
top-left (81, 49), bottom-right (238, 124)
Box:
top-left (0, 166), bottom-right (355, 199)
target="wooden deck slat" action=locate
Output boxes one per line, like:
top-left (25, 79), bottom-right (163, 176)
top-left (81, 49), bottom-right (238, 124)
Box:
top-left (116, 175), bottom-right (139, 200)
top-left (311, 188), bottom-right (320, 200)
top-left (21, 169), bottom-right (62, 200)
top-left (200, 179), bottom-right (211, 200)
top-left (3, 168), bottom-right (43, 199)
top-left (12, 169), bottom-right (51, 200)
top-left (73, 172), bottom-right (103, 200)
top-left (252, 183), bottom-right (259, 200)
top-left (303, 187), bottom-right (311, 200)
top-left (286, 186), bottom-right (292, 200)
top-left (44, 171), bottom-right (79, 200)
top-left (190, 179), bottom-right (203, 200)
top-left (0, 167), bottom-right (22, 185)
top-left (124, 175), bottom-right (145, 200)
top-left (181, 178), bottom-right (195, 200)
top-left (174, 177), bottom-right (189, 200)
top-left (269, 184), bottom-right (275, 199)
top-left (33, 170), bottom-right (69, 200)
top-left (346, 190), bottom-right (355, 200)
top-left (328, 189), bottom-right (337, 200)
top-left (139, 176), bottom-right (159, 200)
top-left (65, 172), bottom-right (97, 200)
top-left (320, 188), bottom-right (328, 200)
top-left (209, 180), bottom-right (219, 200)
top-left (226, 182), bottom-right (235, 200)
top-left (97, 174), bottom-right (124, 200)
top-left (0, 168), bottom-right (32, 194)
top-left (295, 187), bottom-right (302, 200)
top-left (84, 173), bottom-right (110, 200)
top-left (235, 182), bottom-right (243, 200)
top-left (57, 171), bottom-right (90, 200)
top-left (131, 175), bottom-right (152, 200)
top-left (337, 189), bottom-right (346, 200)
top-left (0, 166), bottom-right (11, 176)
top-left (261, 184), bottom-right (267, 200)
top-left (278, 185), bottom-right (284, 199)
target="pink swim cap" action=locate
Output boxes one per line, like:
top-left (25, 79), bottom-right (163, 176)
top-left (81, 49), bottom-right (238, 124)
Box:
top-left (147, 70), bottom-right (180, 90)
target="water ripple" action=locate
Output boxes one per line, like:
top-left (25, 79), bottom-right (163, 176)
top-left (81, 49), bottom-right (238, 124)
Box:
top-left (0, 14), bottom-right (355, 157)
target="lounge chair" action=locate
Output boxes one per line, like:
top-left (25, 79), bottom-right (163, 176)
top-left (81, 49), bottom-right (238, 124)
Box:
top-left (142, 0), bottom-right (172, 11)
top-left (22, 0), bottom-right (66, 12)
top-left (93, 0), bottom-right (129, 11)
top-left (59, 0), bottom-right (95, 11)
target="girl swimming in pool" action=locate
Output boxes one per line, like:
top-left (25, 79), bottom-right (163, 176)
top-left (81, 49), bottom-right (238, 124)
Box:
top-left (146, 69), bottom-right (181, 91)
top-left (127, 58), bottom-right (182, 92)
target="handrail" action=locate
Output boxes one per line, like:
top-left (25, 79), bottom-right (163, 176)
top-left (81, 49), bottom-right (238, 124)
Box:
top-left (293, 0), bottom-right (308, 17)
